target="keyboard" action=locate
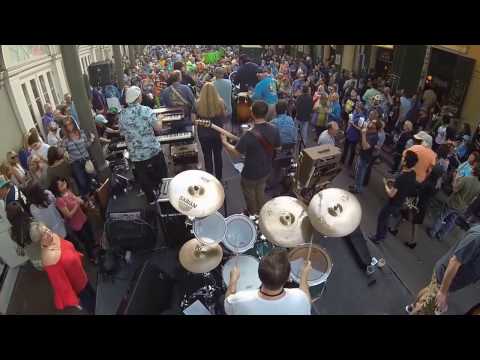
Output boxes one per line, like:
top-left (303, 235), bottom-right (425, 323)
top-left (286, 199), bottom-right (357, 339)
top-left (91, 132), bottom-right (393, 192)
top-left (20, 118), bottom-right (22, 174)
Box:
top-left (160, 114), bottom-right (184, 122)
top-left (156, 132), bottom-right (194, 144)
top-left (110, 132), bottom-right (194, 150)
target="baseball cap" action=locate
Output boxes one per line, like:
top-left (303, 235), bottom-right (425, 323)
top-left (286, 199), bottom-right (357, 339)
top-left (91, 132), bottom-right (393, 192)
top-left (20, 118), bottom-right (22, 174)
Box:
top-left (125, 86), bottom-right (142, 104)
top-left (108, 107), bottom-right (119, 114)
top-left (414, 131), bottom-right (433, 147)
top-left (0, 175), bottom-right (10, 189)
top-left (95, 114), bottom-right (108, 125)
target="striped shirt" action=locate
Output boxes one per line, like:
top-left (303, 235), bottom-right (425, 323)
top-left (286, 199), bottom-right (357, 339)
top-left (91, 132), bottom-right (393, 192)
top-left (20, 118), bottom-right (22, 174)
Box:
top-left (62, 131), bottom-right (91, 162)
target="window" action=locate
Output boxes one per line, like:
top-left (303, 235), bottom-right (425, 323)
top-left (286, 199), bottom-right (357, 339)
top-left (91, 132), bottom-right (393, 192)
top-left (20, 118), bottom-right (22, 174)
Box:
top-left (46, 71), bottom-right (59, 105)
top-left (30, 79), bottom-right (44, 116)
top-left (21, 83), bottom-right (43, 136)
top-left (38, 75), bottom-right (51, 105)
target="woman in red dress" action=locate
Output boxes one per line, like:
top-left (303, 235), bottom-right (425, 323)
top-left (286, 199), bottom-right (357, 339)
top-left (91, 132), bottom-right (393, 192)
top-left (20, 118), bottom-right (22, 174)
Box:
top-left (30, 221), bottom-right (96, 314)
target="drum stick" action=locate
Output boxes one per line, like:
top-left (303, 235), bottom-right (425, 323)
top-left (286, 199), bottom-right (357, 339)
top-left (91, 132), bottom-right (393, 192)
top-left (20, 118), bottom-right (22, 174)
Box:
top-left (306, 234), bottom-right (314, 263)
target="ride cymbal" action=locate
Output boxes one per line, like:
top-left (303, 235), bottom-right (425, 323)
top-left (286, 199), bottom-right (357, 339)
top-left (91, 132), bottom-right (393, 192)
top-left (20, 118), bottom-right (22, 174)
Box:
top-left (307, 188), bottom-right (362, 237)
top-left (179, 238), bottom-right (223, 274)
top-left (167, 170), bottom-right (225, 218)
top-left (259, 196), bottom-right (313, 248)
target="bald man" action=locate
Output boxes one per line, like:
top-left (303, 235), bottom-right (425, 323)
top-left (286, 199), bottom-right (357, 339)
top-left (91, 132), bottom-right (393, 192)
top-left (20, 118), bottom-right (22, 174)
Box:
top-left (317, 121), bottom-right (339, 146)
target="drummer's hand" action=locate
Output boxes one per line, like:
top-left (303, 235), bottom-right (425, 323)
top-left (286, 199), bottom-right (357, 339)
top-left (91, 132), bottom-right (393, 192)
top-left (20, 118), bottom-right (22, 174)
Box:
top-left (230, 266), bottom-right (240, 283)
top-left (301, 260), bottom-right (312, 277)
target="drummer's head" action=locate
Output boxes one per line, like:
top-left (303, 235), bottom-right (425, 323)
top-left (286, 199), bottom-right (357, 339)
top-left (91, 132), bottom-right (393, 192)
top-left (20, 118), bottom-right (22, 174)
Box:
top-left (239, 54), bottom-right (249, 65)
top-left (258, 249), bottom-right (291, 291)
top-left (169, 70), bottom-right (182, 85)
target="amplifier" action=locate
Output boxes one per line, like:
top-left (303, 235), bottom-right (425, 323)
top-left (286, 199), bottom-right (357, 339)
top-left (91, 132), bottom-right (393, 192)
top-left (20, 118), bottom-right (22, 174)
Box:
top-left (295, 145), bottom-right (342, 187)
top-left (171, 143), bottom-right (199, 165)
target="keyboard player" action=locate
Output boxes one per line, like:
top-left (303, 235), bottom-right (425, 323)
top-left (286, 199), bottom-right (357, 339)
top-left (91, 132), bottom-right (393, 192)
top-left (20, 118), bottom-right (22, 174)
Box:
top-left (119, 86), bottom-right (168, 205)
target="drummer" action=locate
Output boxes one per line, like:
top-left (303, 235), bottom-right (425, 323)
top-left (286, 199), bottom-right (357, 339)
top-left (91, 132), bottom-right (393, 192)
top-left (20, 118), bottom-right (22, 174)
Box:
top-left (224, 249), bottom-right (312, 315)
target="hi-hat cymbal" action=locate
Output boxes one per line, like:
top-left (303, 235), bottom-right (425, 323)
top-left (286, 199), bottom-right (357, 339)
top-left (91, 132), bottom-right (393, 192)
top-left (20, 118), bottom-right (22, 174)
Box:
top-left (179, 238), bottom-right (223, 274)
top-left (259, 196), bottom-right (313, 248)
top-left (167, 170), bottom-right (225, 218)
top-left (307, 188), bottom-right (362, 237)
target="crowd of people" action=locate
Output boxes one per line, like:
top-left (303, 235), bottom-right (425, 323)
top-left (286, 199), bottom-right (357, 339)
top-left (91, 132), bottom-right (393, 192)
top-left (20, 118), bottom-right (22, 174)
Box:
top-left (1, 44), bottom-right (479, 315)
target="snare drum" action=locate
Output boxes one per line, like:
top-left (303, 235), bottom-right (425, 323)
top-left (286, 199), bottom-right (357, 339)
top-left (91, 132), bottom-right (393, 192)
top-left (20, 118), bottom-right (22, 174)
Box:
top-left (222, 255), bottom-right (261, 291)
top-left (288, 244), bottom-right (332, 286)
top-left (192, 211), bottom-right (226, 245)
top-left (223, 214), bottom-right (257, 253)
top-left (236, 92), bottom-right (252, 123)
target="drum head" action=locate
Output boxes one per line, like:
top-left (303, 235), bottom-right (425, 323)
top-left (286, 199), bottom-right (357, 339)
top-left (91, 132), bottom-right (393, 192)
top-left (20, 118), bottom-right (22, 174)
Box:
top-left (222, 255), bottom-right (261, 291)
top-left (288, 244), bottom-right (332, 286)
top-left (192, 212), bottom-right (226, 245)
top-left (224, 214), bottom-right (257, 253)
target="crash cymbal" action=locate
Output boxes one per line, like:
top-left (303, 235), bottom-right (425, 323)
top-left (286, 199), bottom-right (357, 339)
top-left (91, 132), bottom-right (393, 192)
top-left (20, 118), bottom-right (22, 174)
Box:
top-left (259, 196), bottom-right (313, 248)
top-left (179, 238), bottom-right (223, 274)
top-left (167, 170), bottom-right (225, 218)
top-left (307, 188), bottom-right (362, 237)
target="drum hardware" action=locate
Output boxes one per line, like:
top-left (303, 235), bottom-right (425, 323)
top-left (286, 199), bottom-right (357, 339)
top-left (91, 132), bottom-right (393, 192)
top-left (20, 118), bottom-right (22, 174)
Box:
top-left (171, 143), bottom-right (199, 165)
top-left (307, 188), bottom-right (362, 238)
top-left (194, 119), bottom-right (240, 142)
top-left (167, 170), bottom-right (225, 218)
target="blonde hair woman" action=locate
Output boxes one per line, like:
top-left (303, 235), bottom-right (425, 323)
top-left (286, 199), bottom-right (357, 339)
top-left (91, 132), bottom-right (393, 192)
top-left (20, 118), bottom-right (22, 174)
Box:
top-left (195, 82), bottom-right (226, 180)
top-left (6, 151), bottom-right (26, 187)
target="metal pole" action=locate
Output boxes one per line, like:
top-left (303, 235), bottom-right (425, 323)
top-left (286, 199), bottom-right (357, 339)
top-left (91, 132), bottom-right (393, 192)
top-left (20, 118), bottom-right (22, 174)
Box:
top-left (112, 45), bottom-right (125, 88)
top-left (128, 45), bottom-right (136, 68)
top-left (60, 45), bottom-right (110, 181)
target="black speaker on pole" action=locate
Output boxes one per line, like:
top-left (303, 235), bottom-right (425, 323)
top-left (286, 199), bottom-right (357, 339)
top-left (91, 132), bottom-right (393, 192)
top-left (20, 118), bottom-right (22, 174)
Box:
top-left (391, 45), bottom-right (427, 95)
top-left (116, 260), bottom-right (174, 315)
top-left (88, 61), bottom-right (113, 87)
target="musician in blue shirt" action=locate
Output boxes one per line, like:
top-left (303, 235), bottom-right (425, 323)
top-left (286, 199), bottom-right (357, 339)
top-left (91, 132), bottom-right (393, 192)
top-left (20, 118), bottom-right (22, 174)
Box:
top-left (252, 67), bottom-right (278, 121)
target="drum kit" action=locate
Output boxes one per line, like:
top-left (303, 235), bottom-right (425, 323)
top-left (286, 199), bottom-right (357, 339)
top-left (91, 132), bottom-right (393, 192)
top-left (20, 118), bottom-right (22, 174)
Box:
top-left (166, 169), bottom-right (377, 314)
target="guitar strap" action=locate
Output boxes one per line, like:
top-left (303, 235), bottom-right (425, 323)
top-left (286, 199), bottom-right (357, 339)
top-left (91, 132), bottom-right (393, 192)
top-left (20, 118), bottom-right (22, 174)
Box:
top-left (250, 126), bottom-right (274, 157)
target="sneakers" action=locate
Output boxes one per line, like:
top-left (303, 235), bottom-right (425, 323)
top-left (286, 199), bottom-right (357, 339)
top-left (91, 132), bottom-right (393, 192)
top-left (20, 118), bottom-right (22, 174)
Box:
top-left (403, 241), bottom-right (417, 249)
top-left (368, 235), bottom-right (381, 244)
top-left (405, 304), bottom-right (414, 314)
top-left (388, 228), bottom-right (399, 236)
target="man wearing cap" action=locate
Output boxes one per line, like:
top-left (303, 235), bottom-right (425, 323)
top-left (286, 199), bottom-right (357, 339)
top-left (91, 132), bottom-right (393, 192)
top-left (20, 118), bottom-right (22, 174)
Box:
top-left (403, 131), bottom-right (436, 184)
top-left (251, 66), bottom-right (278, 122)
top-left (0, 176), bottom-right (27, 210)
top-left (119, 86), bottom-right (167, 205)
top-left (95, 114), bottom-right (120, 145)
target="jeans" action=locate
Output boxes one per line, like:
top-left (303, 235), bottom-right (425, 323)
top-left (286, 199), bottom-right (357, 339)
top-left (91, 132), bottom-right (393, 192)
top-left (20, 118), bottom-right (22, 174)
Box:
top-left (71, 159), bottom-right (92, 196)
top-left (375, 203), bottom-right (401, 241)
top-left (132, 152), bottom-right (168, 203)
top-left (431, 206), bottom-right (460, 240)
top-left (342, 139), bottom-right (357, 167)
top-left (355, 156), bottom-right (370, 193)
top-left (296, 120), bottom-right (309, 146)
top-left (74, 221), bottom-right (96, 259)
top-left (391, 152), bottom-right (402, 172)
top-left (240, 175), bottom-right (269, 215)
top-left (200, 137), bottom-right (223, 181)
top-left (78, 282), bottom-right (96, 314)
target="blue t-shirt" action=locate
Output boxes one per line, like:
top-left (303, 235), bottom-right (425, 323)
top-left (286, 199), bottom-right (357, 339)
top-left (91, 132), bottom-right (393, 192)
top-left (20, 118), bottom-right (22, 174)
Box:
top-left (457, 161), bottom-right (473, 178)
top-left (214, 79), bottom-right (233, 115)
top-left (252, 76), bottom-right (278, 105)
top-left (118, 103), bottom-right (161, 162)
top-left (271, 114), bottom-right (297, 145)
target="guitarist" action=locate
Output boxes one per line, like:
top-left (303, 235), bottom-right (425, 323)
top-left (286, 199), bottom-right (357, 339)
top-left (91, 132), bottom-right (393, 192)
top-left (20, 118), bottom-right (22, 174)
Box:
top-left (221, 100), bottom-right (281, 216)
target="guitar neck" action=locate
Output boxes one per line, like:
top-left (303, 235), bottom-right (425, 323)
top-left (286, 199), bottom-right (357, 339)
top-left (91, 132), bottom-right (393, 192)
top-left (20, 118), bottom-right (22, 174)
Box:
top-left (196, 120), bottom-right (240, 142)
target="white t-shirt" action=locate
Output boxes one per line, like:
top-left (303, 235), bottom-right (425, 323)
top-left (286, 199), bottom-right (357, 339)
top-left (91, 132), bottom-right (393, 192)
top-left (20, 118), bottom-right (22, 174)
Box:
top-left (32, 142), bottom-right (50, 161)
top-left (435, 125), bottom-right (447, 145)
top-left (224, 288), bottom-right (311, 315)
top-left (318, 130), bottom-right (335, 146)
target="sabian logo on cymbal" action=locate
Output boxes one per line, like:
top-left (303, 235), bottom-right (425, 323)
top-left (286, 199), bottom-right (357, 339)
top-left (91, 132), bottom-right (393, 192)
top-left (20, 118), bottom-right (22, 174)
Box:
top-left (179, 196), bottom-right (197, 210)
top-left (328, 204), bottom-right (343, 217)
